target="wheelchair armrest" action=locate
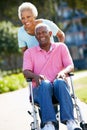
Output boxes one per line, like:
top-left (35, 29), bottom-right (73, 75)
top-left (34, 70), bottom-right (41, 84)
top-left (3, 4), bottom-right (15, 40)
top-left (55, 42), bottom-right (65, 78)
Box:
top-left (26, 73), bottom-right (74, 82)
top-left (68, 73), bottom-right (74, 77)
top-left (26, 78), bottom-right (32, 82)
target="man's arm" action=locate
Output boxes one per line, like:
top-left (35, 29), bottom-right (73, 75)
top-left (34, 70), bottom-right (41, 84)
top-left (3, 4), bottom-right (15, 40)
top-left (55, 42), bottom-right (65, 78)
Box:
top-left (23, 49), bottom-right (40, 86)
top-left (57, 64), bottom-right (74, 80)
top-left (23, 70), bottom-right (40, 86)
top-left (23, 70), bottom-right (45, 86)
top-left (56, 43), bottom-right (74, 79)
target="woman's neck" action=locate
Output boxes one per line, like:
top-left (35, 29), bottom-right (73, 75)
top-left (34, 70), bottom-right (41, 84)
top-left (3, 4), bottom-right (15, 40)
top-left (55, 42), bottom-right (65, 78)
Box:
top-left (25, 23), bottom-right (35, 35)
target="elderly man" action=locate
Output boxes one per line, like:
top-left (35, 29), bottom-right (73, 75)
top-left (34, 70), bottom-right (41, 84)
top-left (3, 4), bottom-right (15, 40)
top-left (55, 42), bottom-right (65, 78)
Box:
top-left (23, 23), bottom-right (82, 130)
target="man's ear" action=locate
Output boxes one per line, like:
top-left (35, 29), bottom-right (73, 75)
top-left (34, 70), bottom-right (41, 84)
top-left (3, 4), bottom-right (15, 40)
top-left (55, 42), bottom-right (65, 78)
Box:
top-left (49, 31), bottom-right (52, 36)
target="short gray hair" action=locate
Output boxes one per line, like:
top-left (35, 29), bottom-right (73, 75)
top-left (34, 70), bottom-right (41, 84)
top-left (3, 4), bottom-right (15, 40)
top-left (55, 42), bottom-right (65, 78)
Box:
top-left (35, 23), bottom-right (51, 34)
top-left (18, 2), bottom-right (38, 20)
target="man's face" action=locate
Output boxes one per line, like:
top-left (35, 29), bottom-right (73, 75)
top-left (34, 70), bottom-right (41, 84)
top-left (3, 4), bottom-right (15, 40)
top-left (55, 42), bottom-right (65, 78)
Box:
top-left (35, 26), bottom-right (51, 47)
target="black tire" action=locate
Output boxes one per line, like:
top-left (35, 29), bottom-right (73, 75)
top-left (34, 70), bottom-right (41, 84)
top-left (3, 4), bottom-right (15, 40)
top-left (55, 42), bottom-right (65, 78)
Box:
top-left (80, 122), bottom-right (87, 130)
top-left (54, 121), bottom-right (59, 130)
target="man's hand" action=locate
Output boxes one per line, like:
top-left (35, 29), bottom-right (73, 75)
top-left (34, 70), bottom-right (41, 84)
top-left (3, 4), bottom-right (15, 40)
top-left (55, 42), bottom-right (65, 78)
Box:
top-left (57, 71), bottom-right (66, 80)
top-left (33, 75), bottom-right (46, 86)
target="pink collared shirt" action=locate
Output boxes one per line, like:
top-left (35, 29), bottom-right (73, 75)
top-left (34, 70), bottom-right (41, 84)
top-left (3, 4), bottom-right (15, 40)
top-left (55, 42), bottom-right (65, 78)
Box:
top-left (23, 42), bottom-right (73, 82)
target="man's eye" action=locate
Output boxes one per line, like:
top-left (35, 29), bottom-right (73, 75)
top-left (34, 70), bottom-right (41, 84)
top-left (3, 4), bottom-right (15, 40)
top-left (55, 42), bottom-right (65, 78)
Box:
top-left (41, 31), bottom-right (46, 33)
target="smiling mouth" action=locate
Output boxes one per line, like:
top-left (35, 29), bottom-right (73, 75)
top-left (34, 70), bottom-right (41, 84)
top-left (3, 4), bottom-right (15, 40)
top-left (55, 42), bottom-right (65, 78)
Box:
top-left (40, 38), bottom-right (46, 42)
top-left (25, 22), bottom-right (31, 26)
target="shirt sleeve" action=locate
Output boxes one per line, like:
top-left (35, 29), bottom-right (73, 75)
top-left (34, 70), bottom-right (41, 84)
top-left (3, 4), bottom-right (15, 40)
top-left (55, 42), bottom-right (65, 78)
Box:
top-left (42, 19), bottom-right (59, 36)
top-left (18, 27), bottom-right (27, 48)
top-left (23, 49), bottom-right (33, 71)
top-left (60, 44), bottom-right (74, 67)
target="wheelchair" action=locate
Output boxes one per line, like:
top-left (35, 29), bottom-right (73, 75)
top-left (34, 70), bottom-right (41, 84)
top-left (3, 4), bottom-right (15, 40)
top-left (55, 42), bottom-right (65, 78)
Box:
top-left (26, 73), bottom-right (87, 130)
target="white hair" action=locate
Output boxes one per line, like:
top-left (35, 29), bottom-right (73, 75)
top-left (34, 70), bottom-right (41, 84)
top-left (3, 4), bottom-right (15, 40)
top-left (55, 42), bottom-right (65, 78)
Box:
top-left (18, 2), bottom-right (38, 20)
top-left (35, 23), bottom-right (51, 34)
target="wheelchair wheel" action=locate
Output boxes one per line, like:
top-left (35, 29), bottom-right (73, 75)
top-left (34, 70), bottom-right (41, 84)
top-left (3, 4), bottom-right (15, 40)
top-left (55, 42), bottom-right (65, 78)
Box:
top-left (80, 122), bottom-right (87, 130)
top-left (30, 121), bottom-right (40, 130)
top-left (54, 121), bottom-right (59, 130)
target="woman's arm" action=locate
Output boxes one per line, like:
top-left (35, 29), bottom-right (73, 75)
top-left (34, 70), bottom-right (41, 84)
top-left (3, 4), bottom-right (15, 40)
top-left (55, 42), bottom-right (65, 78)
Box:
top-left (42, 19), bottom-right (65, 42)
top-left (56, 29), bottom-right (65, 42)
top-left (21, 46), bottom-right (27, 53)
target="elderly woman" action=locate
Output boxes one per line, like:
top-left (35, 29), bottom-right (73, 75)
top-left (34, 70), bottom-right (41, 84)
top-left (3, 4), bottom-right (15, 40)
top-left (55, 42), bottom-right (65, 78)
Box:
top-left (18, 2), bottom-right (65, 53)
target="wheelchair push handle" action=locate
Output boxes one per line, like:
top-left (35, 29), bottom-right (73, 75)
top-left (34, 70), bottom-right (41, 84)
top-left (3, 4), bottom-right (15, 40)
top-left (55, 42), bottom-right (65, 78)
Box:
top-left (26, 78), bottom-right (32, 82)
top-left (68, 73), bottom-right (74, 77)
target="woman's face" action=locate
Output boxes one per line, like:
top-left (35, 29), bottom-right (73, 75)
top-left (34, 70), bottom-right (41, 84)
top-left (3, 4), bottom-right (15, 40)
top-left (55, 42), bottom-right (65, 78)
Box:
top-left (21, 9), bottom-right (35, 28)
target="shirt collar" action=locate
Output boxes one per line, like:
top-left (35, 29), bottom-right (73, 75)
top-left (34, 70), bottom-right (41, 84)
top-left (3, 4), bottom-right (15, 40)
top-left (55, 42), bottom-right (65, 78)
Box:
top-left (37, 43), bottom-right (55, 52)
